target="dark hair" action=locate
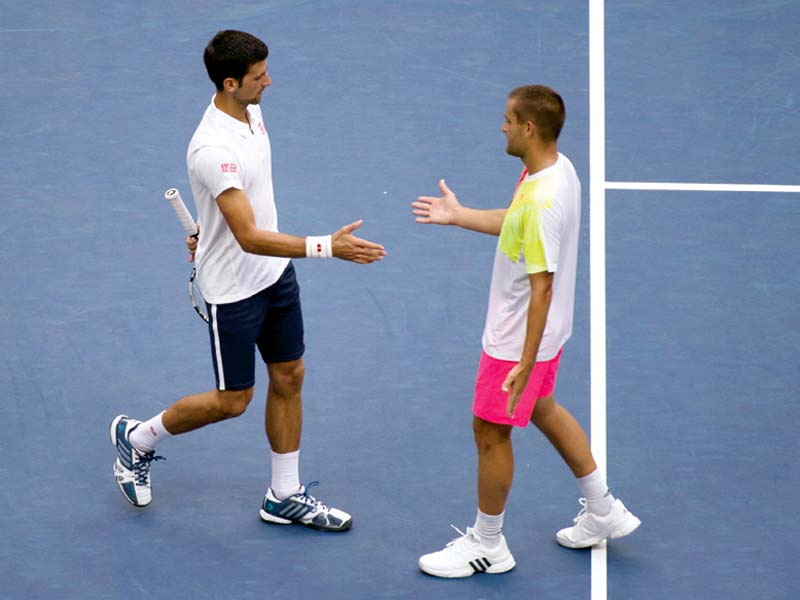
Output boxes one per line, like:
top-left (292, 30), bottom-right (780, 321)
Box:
top-left (508, 85), bottom-right (565, 142)
top-left (203, 30), bottom-right (269, 90)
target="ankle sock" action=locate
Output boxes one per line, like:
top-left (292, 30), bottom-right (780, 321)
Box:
top-left (578, 469), bottom-right (615, 516)
top-left (473, 509), bottom-right (504, 548)
top-left (270, 449), bottom-right (301, 500)
top-left (129, 411), bottom-right (171, 452)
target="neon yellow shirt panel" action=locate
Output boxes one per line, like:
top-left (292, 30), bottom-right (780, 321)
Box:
top-left (498, 173), bottom-right (556, 274)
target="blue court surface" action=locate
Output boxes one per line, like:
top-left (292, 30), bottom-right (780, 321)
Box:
top-left (1, 2), bottom-right (798, 599)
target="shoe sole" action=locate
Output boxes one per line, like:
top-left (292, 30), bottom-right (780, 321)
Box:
top-left (259, 509), bottom-right (352, 532)
top-left (109, 415), bottom-right (151, 508)
top-left (418, 554), bottom-right (516, 578)
top-left (556, 513), bottom-right (642, 549)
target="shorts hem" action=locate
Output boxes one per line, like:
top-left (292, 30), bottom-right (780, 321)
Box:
top-left (219, 381), bottom-right (255, 392)
top-left (473, 408), bottom-right (531, 428)
top-left (262, 346), bottom-right (305, 364)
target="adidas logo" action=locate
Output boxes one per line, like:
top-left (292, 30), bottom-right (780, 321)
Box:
top-left (469, 557), bottom-right (492, 573)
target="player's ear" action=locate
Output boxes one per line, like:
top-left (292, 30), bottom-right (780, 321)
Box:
top-left (222, 77), bottom-right (238, 92)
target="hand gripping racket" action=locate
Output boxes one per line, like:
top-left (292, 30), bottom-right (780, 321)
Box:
top-left (164, 188), bottom-right (209, 323)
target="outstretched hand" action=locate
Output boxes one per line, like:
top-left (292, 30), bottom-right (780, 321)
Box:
top-left (411, 179), bottom-right (461, 225)
top-left (331, 220), bottom-right (387, 264)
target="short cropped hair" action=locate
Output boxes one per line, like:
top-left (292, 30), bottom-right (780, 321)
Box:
top-left (508, 85), bottom-right (566, 142)
top-left (203, 30), bottom-right (269, 90)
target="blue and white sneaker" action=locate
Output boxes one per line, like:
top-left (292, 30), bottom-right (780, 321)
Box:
top-left (109, 415), bottom-right (164, 507)
top-left (259, 482), bottom-right (352, 532)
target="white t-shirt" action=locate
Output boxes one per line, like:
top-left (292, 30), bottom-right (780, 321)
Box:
top-left (187, 98), bottom-right (289, 304)
top-left (481, 153), bottom-right (581, 362)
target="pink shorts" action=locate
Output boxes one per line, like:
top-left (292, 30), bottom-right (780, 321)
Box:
top-left (473, 349), bottom-right (563, 428)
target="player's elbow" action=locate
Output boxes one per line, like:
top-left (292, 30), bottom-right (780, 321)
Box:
top-left (233, 228), bottom-right (260, 254)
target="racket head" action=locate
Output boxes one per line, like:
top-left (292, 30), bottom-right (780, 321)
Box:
top-left (189, 267), bottom-right (210, 323)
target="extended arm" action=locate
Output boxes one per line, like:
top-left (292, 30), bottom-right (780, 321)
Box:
top-left (412, 179), bottom-right (507, 235)
top-left (216, 188), bottom-right (386, 263)
top-left (502, 270), bottom-right (553, 418)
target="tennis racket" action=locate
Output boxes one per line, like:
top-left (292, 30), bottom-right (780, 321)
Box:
top-left (164, 188), bottom-right (209, 323)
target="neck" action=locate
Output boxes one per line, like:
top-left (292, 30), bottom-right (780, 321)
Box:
top-left (522, 143), bottom-right (558, 174)
top-left (214, 92), bottom-right (249, 124)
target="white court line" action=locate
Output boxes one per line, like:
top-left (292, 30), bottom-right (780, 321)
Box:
top-left (590, 4), bottom-right (798, 600)
top-left (589, 0), bottom-right (608, 598)
top-left (606, 181), bottom-right (800, 193)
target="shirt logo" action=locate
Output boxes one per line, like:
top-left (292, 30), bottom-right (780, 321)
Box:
top-left (221, 163), bottom-right (238, 173)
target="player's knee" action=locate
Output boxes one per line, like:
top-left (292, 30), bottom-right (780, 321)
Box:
top-left (269, 360), bottom-right (305, 396)
top-left (473, 416), bottom-right (511, 451)
top-left (216, 387), bottom-right (253, 419)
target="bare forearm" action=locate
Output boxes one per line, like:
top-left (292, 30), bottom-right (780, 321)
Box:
top-left (519, 273), bottom-right (554, 368)
top-left (238, 229), bottom-right (307, 257)
top-left (453, 206), bottom-right (507, 235)
top-left (519, 297), bottom-right (548, 369)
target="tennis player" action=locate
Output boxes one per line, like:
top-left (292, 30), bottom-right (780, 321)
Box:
top-left (110, 30), bottom-right (385, 531)
top-left (413, 85), bottom-right (640, 576)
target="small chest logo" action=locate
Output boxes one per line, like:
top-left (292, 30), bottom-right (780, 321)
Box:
top-left (221, 163), bottom-right (238, 173)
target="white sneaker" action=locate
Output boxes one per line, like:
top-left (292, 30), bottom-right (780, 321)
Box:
top-left (419, 526), bottom-right (516, 578)
top-left (556, 498), bottom-right (641, 548)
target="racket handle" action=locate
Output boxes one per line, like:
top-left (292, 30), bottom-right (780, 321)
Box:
top-left (165, 188), bottom-right (199, 237)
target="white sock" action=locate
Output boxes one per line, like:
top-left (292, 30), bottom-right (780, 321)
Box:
top-left (270, 450), bottom-right (301, 500)
top-left (473, 509), bottom-right (504, 548)
top-left (578, 469), bottom-right (615, 516)
top-left (129, 411), bottom-right (171, 452)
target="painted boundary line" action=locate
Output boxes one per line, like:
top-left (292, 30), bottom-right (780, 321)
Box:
top-left (589, 0), bottom-right (608, 598)
top-left (606, 182), bottom-right (800, 193)
top-left (590, 2), bottom-right (798, 598)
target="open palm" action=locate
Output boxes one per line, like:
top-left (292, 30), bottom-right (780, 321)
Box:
top-left (411, 179), bottom-right (461, 225)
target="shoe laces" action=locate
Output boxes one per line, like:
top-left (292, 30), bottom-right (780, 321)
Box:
top-left (444, 525), bottom-right (479, 553)
top-left (572, 498), bottom-right (589, 524)
top-left (298, 481), bottom-right (330, 513)
top-left (132, 450), bottom-right (165, 486)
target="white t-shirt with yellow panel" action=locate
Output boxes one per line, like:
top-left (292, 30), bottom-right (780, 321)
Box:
top-left (481, 153), bottom-right (581, 362)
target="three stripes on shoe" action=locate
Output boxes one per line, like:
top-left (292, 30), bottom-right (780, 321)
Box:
top-left (469, 557), bottom-right (492, 573)
top-left (272, 501), bottom-right (312, 520)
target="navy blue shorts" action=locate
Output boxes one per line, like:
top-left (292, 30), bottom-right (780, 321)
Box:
top-left (207, 262), bottom-right (304, 391)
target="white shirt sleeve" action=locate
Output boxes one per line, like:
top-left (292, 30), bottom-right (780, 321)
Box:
top-left (190, 145), bottom-right (244, 200)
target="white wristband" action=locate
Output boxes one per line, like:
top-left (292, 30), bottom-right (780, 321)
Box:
top-left (305, 235), bottom-right (332, 258)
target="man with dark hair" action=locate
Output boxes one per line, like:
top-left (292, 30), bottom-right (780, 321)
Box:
top-left (110, 30), bottom-right (386, 532)
top-left (413, 85), bottom-right (639, 577)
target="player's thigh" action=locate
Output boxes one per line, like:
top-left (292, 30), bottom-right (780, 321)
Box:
top-left (207, 294), bottom-right (268, 391)
top-left (257, 263), bottom-right (305, 364)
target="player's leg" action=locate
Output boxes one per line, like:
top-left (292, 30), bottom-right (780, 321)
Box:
top-left (264, 358), bottom-right (304, 455)
top-left (474, 417), bottom-right (514, 516)
top-left (110, 290), bottom-right (262, 508)
top-left (110, 388), bottom-right (253, 507)
top-left (162, 388), bottom-right (254, 433)
top-left (254, 263), bottom-right (351, 531)
top-left (417, 415), bottom-right (517, 578)
top-left (531, 393), bottom-right (640, 547)
top-left (530, 394), bottom-right (595, 477)
top-left (419, 351), bottom-right (530, 578)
